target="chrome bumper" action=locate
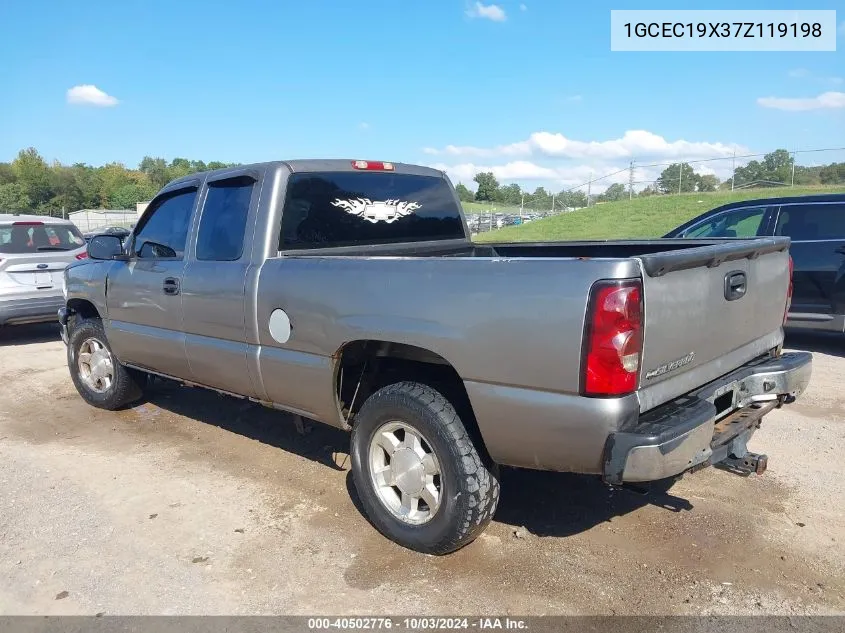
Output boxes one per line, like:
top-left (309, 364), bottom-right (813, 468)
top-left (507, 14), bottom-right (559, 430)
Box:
top-left (603, 351), bottom-right (813, 485)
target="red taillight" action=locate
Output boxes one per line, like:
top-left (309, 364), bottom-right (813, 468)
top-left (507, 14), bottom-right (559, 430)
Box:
top-left (582, 280), bottom-right (643, 397)
top-left (13, 221), bottom-right (44, 226)
top-left (351, 160), bottom-right (394, 171)
top-left (784, 255), bottom-right (794, 325)
top-left (75, 252), bottom-right (88, 260)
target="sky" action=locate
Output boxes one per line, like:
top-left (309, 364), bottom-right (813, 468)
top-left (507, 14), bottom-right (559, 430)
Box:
top-left (0, 0), bottom-right (843, 193)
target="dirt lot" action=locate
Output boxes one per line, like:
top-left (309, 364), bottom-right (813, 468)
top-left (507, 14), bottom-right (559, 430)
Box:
top-left (0, 324), bottom-right (844, 615)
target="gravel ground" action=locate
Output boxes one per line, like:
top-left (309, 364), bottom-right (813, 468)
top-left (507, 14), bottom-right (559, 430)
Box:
top-left (0, 323), bottom-right (843, 615)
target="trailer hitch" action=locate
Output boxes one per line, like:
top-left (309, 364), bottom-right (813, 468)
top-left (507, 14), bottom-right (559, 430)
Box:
top-left (721, 452), bottom-right (768, 476)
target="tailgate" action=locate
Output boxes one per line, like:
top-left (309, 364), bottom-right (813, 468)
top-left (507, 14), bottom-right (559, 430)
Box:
top-left (636, 237), bottom-right (791, 412)
top-left (2, 260), bottom-right (70, 288)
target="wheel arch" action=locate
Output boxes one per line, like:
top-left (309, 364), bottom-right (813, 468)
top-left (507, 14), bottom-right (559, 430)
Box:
top-left (66, 298), bottom-right (102, 322)
top-left (333, 339), bottom-right (491, 460)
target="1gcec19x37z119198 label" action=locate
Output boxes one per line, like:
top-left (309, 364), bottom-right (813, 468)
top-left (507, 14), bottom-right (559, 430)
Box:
top-left (610, 10), bottom-right (836, 51)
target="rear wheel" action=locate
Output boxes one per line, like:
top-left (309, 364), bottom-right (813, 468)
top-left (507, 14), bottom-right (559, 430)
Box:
top-left (350, 381), bottom-right (500, 555)
top-left (67, 318), bottom-right (144, 410)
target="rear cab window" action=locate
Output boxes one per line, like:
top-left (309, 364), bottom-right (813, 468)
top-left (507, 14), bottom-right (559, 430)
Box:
top-left (196, 176), bottom-right (255, 261)
top-left (279, 172), bottom-right (465, 250)
top-left (0, 222), bottom-right (85, 253)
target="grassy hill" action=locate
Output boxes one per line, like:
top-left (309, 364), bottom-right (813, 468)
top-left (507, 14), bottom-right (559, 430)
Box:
top-left (473, 185), bottom-right (845, 242)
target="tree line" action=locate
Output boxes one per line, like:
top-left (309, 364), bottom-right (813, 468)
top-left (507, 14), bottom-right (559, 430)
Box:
top-left (460, 149), bottom-right (845, 208)
top-left (0, 147), bottom-right (238, 215)
top-left (2, 146), bottom-right (843, 215)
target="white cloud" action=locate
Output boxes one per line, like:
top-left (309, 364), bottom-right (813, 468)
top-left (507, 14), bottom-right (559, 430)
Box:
top-left (424, 129), bottom-right (740, 161)
top-left (566, 95), bottom-right (583, 102)
top-left (427, 129), bottom-right (752, 195)
top-left (433, 161), bottom-right (586, 187)
top-left (788, 68), bottom-right (810, 78)
top-left (358, 122), bottom-right (370, 130)
top-left (788, 68), bottom-right (843, 85)
top-left (466, 2), bottom-right (506, 22)
top-left (520, 3), bottom-right (527, 10)
top-left (757, 91), bottom-right (845, 111)
top-left (434, 157), bottom-right (742, 195)
top-left (66, 84), bottom-right (119, 107)
top-left (436, 161), bottom-right (661, 194)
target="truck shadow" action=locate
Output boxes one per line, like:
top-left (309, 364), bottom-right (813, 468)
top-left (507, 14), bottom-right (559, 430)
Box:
top-left (0, 322), bottom-right (61, 346)
top-left (343, 464), bottom-right (693, 540)
top-left (784, 329), bottom-right (845, 358)
top-left (139, 379), bottom-right (350, 473)
top-left (140, 380), bottom-right (694, 539)
top-left (491, 468), bottom-right (693, 538)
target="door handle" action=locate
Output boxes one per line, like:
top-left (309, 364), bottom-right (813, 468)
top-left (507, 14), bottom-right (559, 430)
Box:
top-left (162, 277), bottom-right (180, 295)
top-left (724, 271), bottom-right (747, 301)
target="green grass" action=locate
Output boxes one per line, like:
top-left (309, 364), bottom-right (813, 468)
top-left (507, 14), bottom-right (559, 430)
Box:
top-left (472, 185), bottom-right (845, 242)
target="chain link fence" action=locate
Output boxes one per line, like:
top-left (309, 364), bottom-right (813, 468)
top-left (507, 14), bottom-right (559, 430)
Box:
top-left (465, 204), bottom-right (574, 236)
top-left (66, 209), bottom-right (142, 234)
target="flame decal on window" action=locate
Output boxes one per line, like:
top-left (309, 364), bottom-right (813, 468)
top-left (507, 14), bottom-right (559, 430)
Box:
top-left (330, 198), bottom-right (421, 224)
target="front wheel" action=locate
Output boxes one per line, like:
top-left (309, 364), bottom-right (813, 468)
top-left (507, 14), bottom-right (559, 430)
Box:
top-left (67, 318), bottom-right (144, 410)
top-left (350, 381), bottom-right (500, 555)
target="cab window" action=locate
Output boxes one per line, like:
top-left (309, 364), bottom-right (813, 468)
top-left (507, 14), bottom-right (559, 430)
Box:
top-left (133, 188), bottom-right (198, 259)
top-left (196, 176), bottom-right (254, 261)
top-left (682, 206), bottom-right (768, 238)
top-left (776, 203), bottom-right (845, 241)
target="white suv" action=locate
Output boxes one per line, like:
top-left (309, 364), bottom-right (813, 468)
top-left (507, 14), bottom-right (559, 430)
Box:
top-left (0, 214), bottom-right (88, 327)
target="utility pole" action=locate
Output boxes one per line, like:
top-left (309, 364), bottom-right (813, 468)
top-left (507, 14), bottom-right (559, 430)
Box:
top-left (551, 193), bottom-right (555, 214)
top-left (587, 172), bottom-right (593, 207)
top-left (791, 144), bottom-right (797, 187)
top-left (731, 148), bottom-right (736, 191)
top-left (629, 160), bottom-right (635, 200)
top-left (678, 163), bottom-right (683, 195)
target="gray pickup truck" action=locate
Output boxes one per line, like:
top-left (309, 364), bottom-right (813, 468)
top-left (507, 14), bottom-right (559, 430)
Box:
top-left (58, 159), bottom-right (812, 554)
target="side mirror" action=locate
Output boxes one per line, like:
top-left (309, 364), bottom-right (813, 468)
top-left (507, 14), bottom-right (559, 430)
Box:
top-left (88, 234), bottom-right (127, 261)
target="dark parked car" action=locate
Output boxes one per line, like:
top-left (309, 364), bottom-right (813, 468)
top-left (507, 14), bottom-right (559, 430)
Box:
top-left (83, 226), bottom-right (131, 244)
top-left (665, 193), bottom-right (845, 333)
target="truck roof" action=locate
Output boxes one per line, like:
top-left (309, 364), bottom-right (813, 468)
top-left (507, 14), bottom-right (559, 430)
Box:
top-left (163, 160), bottom-right (447, 192)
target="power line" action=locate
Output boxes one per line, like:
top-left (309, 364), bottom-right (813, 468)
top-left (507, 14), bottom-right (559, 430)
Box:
top-left (560, 145), bottom-right (845, 194)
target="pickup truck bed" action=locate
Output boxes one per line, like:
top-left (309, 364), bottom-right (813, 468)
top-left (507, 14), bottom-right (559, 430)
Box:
top-left (59, 159), bottom-right (812, 554)
top-left (291, 236), bottom-right (788, 269)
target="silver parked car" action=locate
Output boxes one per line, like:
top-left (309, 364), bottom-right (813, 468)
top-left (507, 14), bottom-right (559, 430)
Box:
top-left (0, 214), bottom-right (88, 327)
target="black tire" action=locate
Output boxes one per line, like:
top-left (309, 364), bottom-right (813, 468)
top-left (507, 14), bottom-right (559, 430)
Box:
top-left (350, 381), bottom-right (500, 555)
top-left (67, 317), bottom-right (144, 410)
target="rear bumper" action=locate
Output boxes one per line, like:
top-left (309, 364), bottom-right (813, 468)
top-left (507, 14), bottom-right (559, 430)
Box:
top-left (603, 351), bottom-right (813, 485)
top-left (0, 295), bottom-right (65, 327)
